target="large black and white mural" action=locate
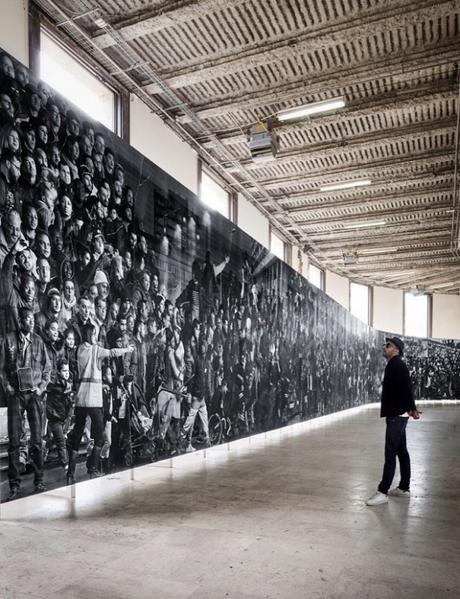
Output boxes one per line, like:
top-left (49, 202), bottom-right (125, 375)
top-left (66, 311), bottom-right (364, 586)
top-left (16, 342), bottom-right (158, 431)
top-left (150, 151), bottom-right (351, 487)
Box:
top-left (0, 49), bottom-right (459, 502)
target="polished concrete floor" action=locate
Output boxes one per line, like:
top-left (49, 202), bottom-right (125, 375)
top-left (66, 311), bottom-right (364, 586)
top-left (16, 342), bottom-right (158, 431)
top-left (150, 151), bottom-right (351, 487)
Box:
top-left (1, 403), bottom-right (459, 599)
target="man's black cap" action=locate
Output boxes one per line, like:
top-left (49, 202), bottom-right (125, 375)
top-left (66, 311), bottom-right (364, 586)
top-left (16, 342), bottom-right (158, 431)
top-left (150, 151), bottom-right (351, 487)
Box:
top-left (386, 336), bottom-right (404, 356)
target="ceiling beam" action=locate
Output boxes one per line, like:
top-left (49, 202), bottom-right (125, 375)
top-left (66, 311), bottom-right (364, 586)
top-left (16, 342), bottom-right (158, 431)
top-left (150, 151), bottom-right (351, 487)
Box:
top-left (226, 119), bottom-right (456, 172)
top-left (307, 219), bottom-right (451, 240)
top-left (304, 226), bottom-right (450, 245)
top-left (292, 204), bottom-right (452, 227)
top-left (259, 149), bottom-right (454, 191)
top-left (285, 187), bottom-right (452, 216)
top-left (200, 86), bottom-right (457, 149)
top-left (383, 267), bottom-right (460, 286)
top-left (175, 44), bottom-right (459, 122)
top-left (92, 0), bottom-right (249, 49)
top-left (142, 2), bottom-right (458, 93)
top-left (264, 174), bottom-right (453, 210)
top-left (340, 254), bottom-right (459, 271)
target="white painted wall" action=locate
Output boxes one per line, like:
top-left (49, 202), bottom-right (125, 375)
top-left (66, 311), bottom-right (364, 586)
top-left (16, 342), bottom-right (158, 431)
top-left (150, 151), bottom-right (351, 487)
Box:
top-left (237, 193), bottom-right (270, 249)
top-left (129, 95), bottom-right (198, 195)
top-left (432, 294), bottom-right (460, 340)
top-left (0, 0), bottom-right (29, 64)
top-left (325, 270), bottom-right (349, 309)
top-left (373, 286), bottom-right (403, 334)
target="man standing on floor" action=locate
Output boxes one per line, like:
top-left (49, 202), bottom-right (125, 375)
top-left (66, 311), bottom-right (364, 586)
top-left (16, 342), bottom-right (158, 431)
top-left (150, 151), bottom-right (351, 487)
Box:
top-left (366, 336), bottom-right (421, 506)
top-left (0, 307), bottom-right (51, 501)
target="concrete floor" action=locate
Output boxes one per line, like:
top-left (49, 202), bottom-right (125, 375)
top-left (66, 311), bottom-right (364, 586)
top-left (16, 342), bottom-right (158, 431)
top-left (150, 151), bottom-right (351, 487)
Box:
top-left (1, 403), bottom-right (459, 599)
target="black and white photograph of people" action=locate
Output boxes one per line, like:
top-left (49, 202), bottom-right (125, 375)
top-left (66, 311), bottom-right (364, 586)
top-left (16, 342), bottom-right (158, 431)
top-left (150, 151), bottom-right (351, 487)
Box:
top-left (0, 49), bottom-right (458, 503)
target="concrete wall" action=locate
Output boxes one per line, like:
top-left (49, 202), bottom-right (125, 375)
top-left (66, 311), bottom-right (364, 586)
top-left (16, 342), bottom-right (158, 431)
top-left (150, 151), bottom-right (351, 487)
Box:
top-left (432, 294), bottom-right (460, 340)
top-left (325, 270), bottom-right (349, 310)
top-left (237, 193), bottom-right (270, 249)
top-left (373, 286), bottom-right (404, 335)
top-left (0, 0), bottom-right (29, 64)
top-left (129, 95), bottom-right (198, 195)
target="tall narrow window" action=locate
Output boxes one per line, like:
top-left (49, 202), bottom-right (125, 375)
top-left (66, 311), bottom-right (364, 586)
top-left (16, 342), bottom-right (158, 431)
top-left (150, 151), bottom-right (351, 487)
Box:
top-left (200, 171), bottom-right (230, 218)
top-left (350, 282), bottom-right (370, 324)
top-left (40, 29), bottom-right (117, 131)
top-left (308, 264), bottom-right (324, 290)
top-left (404, 292), bottom-right (429, 337)
top-left (270, 229), bottom-right (285, 261)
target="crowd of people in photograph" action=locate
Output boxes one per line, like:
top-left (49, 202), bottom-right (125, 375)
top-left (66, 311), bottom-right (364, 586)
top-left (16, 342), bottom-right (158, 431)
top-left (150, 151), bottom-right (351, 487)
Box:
top-left (1, 51), bottom-right (459, 503)
top-left (403, 338), bottom-right (460, 400)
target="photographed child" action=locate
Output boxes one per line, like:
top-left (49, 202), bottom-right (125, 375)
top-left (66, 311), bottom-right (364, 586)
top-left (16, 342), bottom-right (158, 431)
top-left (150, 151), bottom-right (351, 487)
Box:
top-left (46, 357), bottom-right (74, 468)
top-left (101, 364), bottom-right (117, 473)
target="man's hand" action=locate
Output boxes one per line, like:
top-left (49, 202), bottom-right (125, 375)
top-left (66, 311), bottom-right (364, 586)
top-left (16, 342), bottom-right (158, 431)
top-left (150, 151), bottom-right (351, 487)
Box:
top-left (409, 409), bottom-right (422, 420)
top-left (13, 237), bottom-right (28, 254)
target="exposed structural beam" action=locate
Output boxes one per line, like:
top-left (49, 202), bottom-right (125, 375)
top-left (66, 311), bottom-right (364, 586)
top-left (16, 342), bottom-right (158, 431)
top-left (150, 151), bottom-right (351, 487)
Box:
top-left (304, 226), bottom-right (450, 245)
top-left (175, 44), bottom-right (459, 123)
top-left (321, 240), bottom-right (450, 254)
top-left (92, 0), bottom-right (249, 49)
top-left (259, 150), bottom-right (455, 191)
top-left (226, 119), bottom-right (457, 172)
top-left (264, 174), bottom-right (454, 210)
top-left (292, 204), bottom-right (453, 227)
top-left (380, 267), bottom-right (460, 287)
top-left (142, 2), bottom-right (458, 94)
top-left (308, 219), bottom-right (452, 240)
top-left (340, 253), bottom-right (459, 271)
top-left (200, 87), bottom-right (458, 149)
top-left (285, 188), bottom-right (452, 216)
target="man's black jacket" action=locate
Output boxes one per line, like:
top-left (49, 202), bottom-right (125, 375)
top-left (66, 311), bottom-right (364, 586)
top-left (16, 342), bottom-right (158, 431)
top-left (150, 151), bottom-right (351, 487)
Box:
top-left (381, 355), bottom-right (417, 417)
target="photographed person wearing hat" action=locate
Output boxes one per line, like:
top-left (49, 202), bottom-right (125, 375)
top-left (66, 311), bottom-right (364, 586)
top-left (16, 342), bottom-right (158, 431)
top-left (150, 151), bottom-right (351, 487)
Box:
top-left (366, 336), bottom-right (422, 506)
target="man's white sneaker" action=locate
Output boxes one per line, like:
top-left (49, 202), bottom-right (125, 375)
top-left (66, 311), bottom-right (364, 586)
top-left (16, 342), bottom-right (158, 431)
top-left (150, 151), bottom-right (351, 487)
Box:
top-left (365, 491), bottom-right (388, 506)
top-left (388, 487), bottom-right (410, 498)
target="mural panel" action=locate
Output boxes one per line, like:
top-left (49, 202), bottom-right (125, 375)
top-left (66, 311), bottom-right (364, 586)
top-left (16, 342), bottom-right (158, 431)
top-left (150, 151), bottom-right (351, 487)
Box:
top-left (0, 50), bottom-right (458, 502)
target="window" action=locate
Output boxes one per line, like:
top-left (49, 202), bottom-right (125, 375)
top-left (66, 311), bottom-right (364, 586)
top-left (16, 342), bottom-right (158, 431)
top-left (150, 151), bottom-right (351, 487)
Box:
top-left (200, 170), bottom-right (230, 218)
top-left (270, 229), bottom-right (285, 261)
top-left (40, 30), bottom-right (117, 131)
top-left (350, 282), bottom-right (370, 324)
top-left (404, 292), bottom-right (429, 338)
top-left (308, 264), bottom-right (323, 289)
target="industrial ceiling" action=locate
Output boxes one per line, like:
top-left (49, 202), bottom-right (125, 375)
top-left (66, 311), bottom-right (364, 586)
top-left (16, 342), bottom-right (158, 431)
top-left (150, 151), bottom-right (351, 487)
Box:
top-left (32, 0), bottom-right (460, 293)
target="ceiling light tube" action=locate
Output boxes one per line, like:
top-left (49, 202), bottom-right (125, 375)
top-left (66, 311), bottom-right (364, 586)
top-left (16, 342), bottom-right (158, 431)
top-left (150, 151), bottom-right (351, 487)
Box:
top-left (320, 179), bottom-right (372, 192)
top-left (359, 247), bottom-right (398, 255)
top-left (278, 97), bottom-right (345, 122)
top-left (341, 220), bottom-right (386, 230)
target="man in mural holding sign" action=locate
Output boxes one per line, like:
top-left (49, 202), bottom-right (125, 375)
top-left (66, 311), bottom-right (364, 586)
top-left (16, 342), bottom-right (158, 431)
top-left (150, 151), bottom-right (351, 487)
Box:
top-left (366, 336), bottom-right (421, 506)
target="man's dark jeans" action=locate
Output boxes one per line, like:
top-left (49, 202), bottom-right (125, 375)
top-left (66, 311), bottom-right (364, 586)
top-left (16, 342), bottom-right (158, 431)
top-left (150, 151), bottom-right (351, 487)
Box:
top-left (8, 392), bottom-right (44, 489)
top-left (378, 416), bottom-right (410, 494)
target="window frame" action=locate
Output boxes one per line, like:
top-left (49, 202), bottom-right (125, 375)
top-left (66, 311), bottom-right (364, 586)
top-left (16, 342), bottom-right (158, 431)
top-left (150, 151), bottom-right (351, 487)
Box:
top-left (403, 291), bottom-right (432, 338)
top-left (29, 7), bottom-right (128, 139)
top-left (198, 166), bottom-right (232, 220)
top-left (308, 263), bottom-right (324, 291)
top-left (349, 281), bottom-right (370, 325)
top-left (269, 226), bottom-right (287, 262)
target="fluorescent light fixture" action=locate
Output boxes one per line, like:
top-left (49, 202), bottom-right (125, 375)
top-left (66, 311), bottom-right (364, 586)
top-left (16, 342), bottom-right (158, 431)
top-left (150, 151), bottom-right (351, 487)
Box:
top-left (320, 179), bottom-right (372, 192)
top-left (341, 220), bottom-right (386, 230)
top-left (359, 247), bottom-right (398, 255)
top-left (278, 97), bottom-right (345, 122)
top-left (94, 17), bottom-right (108, 28)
